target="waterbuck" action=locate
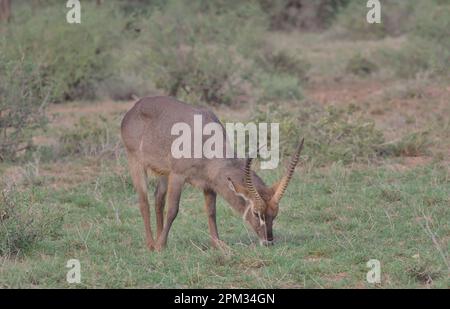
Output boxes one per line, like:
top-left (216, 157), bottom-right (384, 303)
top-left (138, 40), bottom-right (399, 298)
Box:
top-left (121, 96), bottom-right (303, 251)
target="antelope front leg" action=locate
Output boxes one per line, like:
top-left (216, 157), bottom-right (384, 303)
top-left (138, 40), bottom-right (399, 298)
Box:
top-left (155, 174), bottom-right (184, 251)
top-left (204, 189), bottom-right (226, 249)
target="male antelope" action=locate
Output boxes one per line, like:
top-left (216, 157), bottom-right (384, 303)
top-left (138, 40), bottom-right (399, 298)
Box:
top-left (121, 96), bottom-right (303, 251)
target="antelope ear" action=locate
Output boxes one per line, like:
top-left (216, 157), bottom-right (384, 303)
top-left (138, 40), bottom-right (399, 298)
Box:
top-left (226, 177), bottom-right (249, 198)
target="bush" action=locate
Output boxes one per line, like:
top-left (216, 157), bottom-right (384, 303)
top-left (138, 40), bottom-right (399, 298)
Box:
top-left (333, 0), bottom-right (418, 39)
top-left (404, 2), bottom-right (449, 77)
top-left (256, 48), bottom-right (310, 81)
top-left (142, 0), bottom-right (267, 105)
top-left (0, 188), bottom-right (63, 257)
top-left (307, 105), bottom-right (385, 164)
top-left (96, 71), bottom-right (157, 101)
top-left (260, 0), bottom-right (352, 31)
top-left (59, 116), bottom-right (117, 157)
top-left (0, 53), bottom-right (48, 161)
top-left (253, 99), bottom-right (436, 165)
top-left (412, 2), bottom-right (450, 48)
top-left (380, 131), bottom-right (431, 157)
top-left (2, 3), bottom-right (129, 102)
top-left (345, 54), bottom-right (378, 76)
top-left (254, 102), bottom-right (385, 165)
top-left (380, 2), bottom-right (450, 78)
top-left (259, 73), bottom-right (303, 102)
top-left (254, 43), bottom-right (308, 103)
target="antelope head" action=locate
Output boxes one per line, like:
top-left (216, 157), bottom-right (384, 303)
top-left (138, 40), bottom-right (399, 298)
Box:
top-left (227, 139), bottom-right (304, 246)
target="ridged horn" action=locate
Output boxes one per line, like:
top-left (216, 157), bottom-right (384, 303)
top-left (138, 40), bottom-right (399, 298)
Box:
top-left (271, 138), bottom-right (304, 204)
top-left (244, 157), bottom-right (266, 213)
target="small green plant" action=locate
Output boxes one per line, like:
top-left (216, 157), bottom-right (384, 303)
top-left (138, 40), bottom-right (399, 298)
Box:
top-left (254, 102), bottom-right (385, 165)
top-left (406, 259), bottom-right (442, 285)
top-left (143, 0), bottom-right (267, 105)
top-left (333, 0), bottom-right (418, 39)
top-left (0, 188), bottom-right (63, 257)
top-left (345, 54), bottom-right (378, 77)
top-left (309, 106), bottom-right (385, 164)
top-left (2, 3), bottom-right (129, 102)
top-left (59, 116), bottom-right (116, 157)
top-left (0, 54), bottom-right (48, 162)
top-left (380, 131), bottom-right (431, 157)
top-left (259, 73), bottom-right (303, 102)
top-left (257, 49), bottom-right (310, 81)
top-left (379, 2), bottom-right (450, 78)
top-left (260, 0), bottom-right (352, 31)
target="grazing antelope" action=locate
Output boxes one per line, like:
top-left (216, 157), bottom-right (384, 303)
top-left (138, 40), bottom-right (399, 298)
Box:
top-left (121, 96), bottom-right (303, 251)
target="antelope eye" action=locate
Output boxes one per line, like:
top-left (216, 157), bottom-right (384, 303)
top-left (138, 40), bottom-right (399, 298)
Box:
top-left (253, 211), bottom-right (265, 221)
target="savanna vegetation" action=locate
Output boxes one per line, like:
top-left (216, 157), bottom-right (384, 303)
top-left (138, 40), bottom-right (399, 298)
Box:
top-left (0, 0), bottom-right (449, 288)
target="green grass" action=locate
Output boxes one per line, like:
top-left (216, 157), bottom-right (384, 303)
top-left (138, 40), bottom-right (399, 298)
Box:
top-left (1, 0), bottom-right (449, 289)
top-left (1, 159), bottom-right (449, 288)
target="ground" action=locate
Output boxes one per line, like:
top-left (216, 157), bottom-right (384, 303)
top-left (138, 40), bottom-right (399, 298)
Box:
top-left (1, 33), bottom-right (449, 288)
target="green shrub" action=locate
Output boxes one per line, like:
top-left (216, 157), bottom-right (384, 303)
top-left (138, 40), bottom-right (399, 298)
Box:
top-left (257, 49), bottom-right (310, 81)
top-left (97, 71), bottom-right (156, 101)
top-left (259, 73), bottom-right (303, 102)
top-left (380, 131), bottom-right (431, 157)
top-left (254, 102), bottom-right (385, 165)
top-left (253, 100), bottom-right (437, 164)
top-left (308, 106), bottom-right (385, 164)
top-left (405, 259), bottom-right (443, 284)
top-left (59, 116), bottom-right (116, 157)
top-left (405, 2), bottom-right (449, 77)
top-left (260, 0), bottom-right (352, 30)
top-left (345, 54), bottom-right (378, 76)
top-left (333, 0), bottom-right (420, 39)
top-left (412, 2), bottom-right (450, 48)
top-left (0, 188), bottom-right (63, 257)
top-left (143, 0), bottom-right (267, 105)
top-left (2, 3), bottom-right (128, 102)
top-left (0, 53), bottom-right (48, 161)
top-left (380, 2), bottom-right (450, 78)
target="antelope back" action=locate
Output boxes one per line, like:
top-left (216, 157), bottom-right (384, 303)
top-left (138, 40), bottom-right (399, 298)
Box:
top-left (121, 96), bottom-right (226, 176)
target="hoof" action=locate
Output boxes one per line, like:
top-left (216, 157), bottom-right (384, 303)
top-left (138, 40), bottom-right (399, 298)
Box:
top-left (154, 241), bottom-right (165, 252)
top-left (146, 240), bottom-right (155, 251)
top-left (212, 239), bottom-right (230, 251)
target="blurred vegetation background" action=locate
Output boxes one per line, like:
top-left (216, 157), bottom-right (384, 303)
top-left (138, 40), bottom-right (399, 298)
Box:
top-left (0, 0), bottom-right (449, 163)
top-left (0, 1), bottom-right (449, 288)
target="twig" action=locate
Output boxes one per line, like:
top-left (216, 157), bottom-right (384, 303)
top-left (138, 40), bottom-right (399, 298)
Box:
top-left (420, 210), bottom-right (450, 272)
top-left (109, 199), bottom-right (121, 224)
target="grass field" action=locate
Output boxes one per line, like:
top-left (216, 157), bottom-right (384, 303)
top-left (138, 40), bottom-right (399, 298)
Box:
top-left (1, 155), bottom-right (449, 288)
top-left (1, 75), bottom-right (449, 288)
top-left (1, 1), bottom-right (449, 289)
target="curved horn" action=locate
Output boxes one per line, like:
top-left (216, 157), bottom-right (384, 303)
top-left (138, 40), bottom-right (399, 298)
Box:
top-left (244, 157), bottom-right (266, 213)
top-left (271, 138), bottom-right (304, 204)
